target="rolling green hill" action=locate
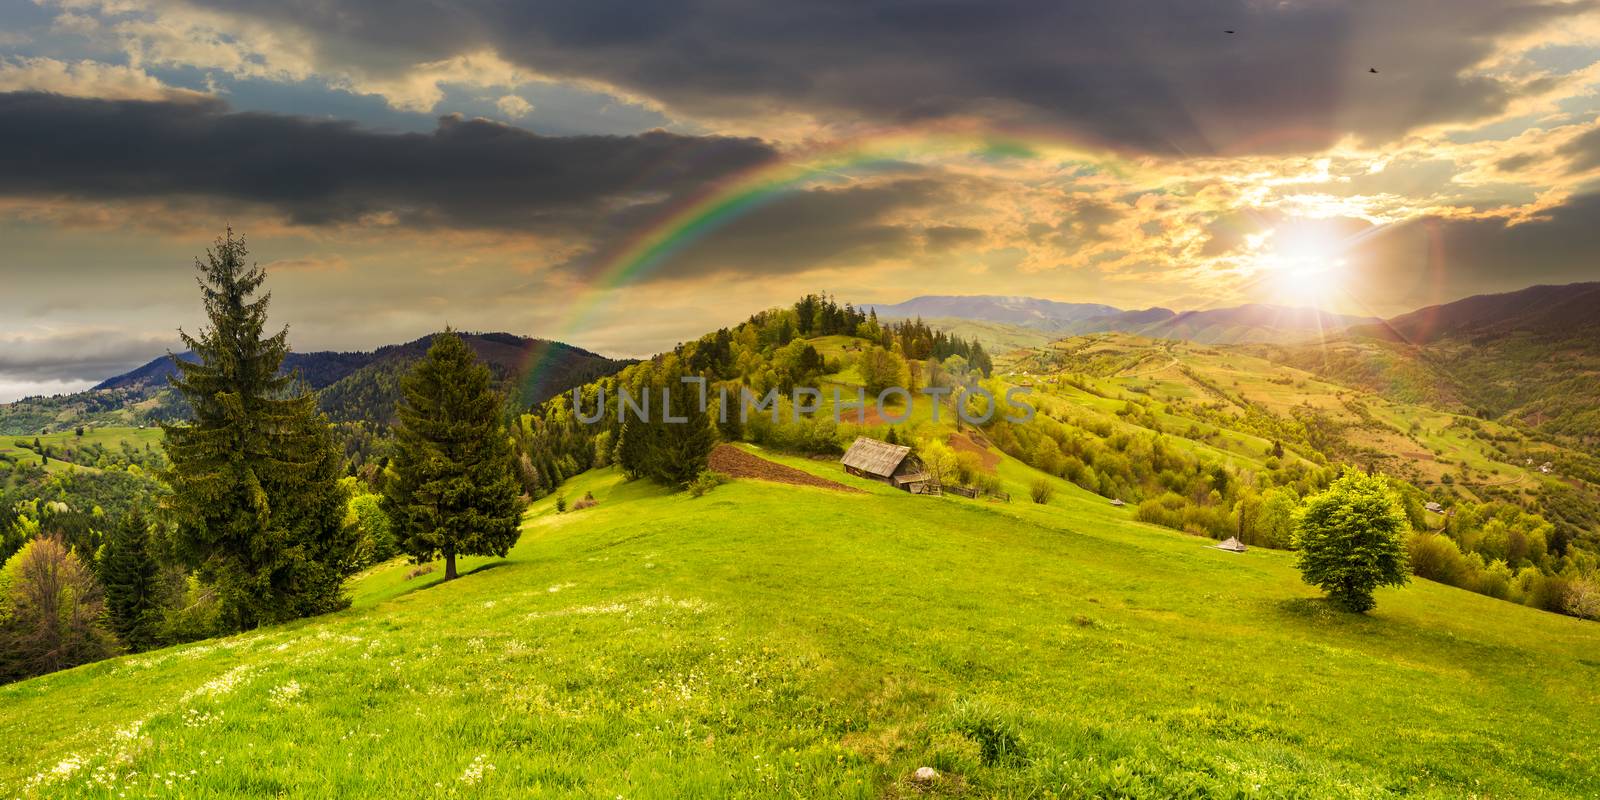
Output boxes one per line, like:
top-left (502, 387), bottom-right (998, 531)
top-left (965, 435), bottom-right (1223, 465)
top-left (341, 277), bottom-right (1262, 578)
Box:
top-left (4, 452), bottom-right (1597, 797)
top-left (911, 318), bottom-right (1057, 355)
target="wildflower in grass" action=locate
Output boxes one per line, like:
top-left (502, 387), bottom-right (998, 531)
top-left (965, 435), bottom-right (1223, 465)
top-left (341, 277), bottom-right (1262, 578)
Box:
top-left (459, 754), bottom-right (496, 786)
top-left (182, 664), bottom-right (256, 701)
top-left (269, 679), bottom-right (303, 707)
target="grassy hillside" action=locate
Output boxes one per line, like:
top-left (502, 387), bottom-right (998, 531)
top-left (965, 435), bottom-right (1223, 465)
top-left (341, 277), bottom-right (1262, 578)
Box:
top-left (912, 318), bottom-right (1057, 354)
top-left (5, 449), bottom-right (1598, 798)
top-left (0, 426), bottom-right (163, 474)
top-left (1005, 333), bottom-right (1593, 500)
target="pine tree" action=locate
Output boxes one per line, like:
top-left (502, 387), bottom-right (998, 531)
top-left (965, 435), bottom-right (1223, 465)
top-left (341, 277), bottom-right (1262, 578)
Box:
top-left (383, 331), bottom-right (525, 581)
top-left (617, 368), bottom-right (714, 487)
top-left (100, 508), bottom-right (162, 652)
top-left (654, 376), bottom-right (716, 486)
top-left (163, 229), bottom-right (356, 629)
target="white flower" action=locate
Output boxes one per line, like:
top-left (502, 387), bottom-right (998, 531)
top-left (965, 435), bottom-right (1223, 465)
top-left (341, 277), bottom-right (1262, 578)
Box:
top-left (269, 679), bottom-right (303, 707)
top-left (459, 754), bottom-right (496, 786)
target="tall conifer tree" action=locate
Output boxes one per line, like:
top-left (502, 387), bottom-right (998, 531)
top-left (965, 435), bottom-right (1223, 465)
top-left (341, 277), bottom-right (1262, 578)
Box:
top-left (100, 508), bottom-right (162, 651)
top-left (383, 331), bottom-right (525, 580)
top-left (163, 229), bottom-right (355, 629)
top-left (616, 363), bottom-right (714, 487)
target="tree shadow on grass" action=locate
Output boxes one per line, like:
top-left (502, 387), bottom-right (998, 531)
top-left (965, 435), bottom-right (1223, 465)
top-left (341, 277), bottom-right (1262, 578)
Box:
top-left (1275, 596), bottom-right (1377, 630)
top-left (385, 559), bottom-right (516, 601)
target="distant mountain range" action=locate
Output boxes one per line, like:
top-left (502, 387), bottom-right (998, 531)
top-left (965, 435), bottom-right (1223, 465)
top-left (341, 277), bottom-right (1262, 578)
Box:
top-left (1, 333), bottom-right (631, 435)
top-left (1351, 282), bottom-right (1600, 344)
top-left (864, 296), bottom-right (1120, 328)
top-left (864, 295), bottom-right (1377, 345)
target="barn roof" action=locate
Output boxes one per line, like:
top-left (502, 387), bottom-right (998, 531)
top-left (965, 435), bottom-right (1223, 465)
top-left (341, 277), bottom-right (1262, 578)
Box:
top-left (1215, 537), bottom-right (1247, 553)
top-left (841, 436), bottom-right (912, 477)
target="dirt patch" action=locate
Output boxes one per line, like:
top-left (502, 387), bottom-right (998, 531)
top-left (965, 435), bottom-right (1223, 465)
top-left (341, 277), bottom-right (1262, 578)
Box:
top-left (947, 432), bottom-right (1000, 472)
top-left (708, 445), bottom-right (864, 493)
top-left (842, 401), bottom-right (898, 426)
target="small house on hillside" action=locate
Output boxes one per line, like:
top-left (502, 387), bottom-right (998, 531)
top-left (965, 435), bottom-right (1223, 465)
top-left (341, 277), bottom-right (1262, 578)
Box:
top-left (1424, 501), bottom-right (1443, 513)
top-left (842, 436), bottom-right (934, 494)
top-left (1214, 537), bottom-right (1247, 553)
top-left (1109, 498), bottom-right (1126, 507)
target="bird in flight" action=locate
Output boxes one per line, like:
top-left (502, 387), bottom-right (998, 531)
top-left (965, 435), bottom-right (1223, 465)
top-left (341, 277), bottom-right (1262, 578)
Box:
top-left (1369, 67), bottom-right (1379, 74)
top-left (1224, 30), bottom-right (1236, 34)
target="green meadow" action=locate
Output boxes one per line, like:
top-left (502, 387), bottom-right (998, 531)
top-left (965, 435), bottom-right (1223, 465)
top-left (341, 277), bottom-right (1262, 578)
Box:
top-left (0, 426), bottom-right (164, 474)
top-left (4, 445), bottom-right (1597, 798)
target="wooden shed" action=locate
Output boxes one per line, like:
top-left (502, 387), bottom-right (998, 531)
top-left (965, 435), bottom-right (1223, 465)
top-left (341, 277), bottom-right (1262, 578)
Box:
top-left (841, 436), bottom-right (934, 493)
top-left (1214, 537), bottom-right (1247, 553)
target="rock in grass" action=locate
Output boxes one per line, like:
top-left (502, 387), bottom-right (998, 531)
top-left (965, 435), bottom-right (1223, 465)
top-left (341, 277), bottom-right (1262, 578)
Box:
top-left (913, 766), bottom-right (938, 782)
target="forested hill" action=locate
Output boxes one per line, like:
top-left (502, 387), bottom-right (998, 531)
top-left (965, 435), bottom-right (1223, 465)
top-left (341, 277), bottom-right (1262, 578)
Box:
top-left (317, 333), bottom-right (632, 425)
top-left (1255, 282), bottom-right (1600, 457)
top-left (0, 333), bottom-right (630, 436)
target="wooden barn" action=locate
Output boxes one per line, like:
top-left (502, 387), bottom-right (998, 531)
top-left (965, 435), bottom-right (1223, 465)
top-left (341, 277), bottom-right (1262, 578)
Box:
top-left (841, 436), bottom-right (936, 494)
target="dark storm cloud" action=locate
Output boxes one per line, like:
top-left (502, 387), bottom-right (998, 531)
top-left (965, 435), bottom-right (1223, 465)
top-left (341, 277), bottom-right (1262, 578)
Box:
top-left (1559, 124), bottom-right (1600, 172)
top-left (568, 177), bottom-right (955, 284)
top-left (0, 330), bottom-right (175, 382)
top-left (0, 92), bottom-right (777, 230)
top-left (1350, 192), bottom-right (1600, 303)
top-left (924, 225), bottom-right (984, 250)
top-left (175, 0), bottom-right (1590, 154)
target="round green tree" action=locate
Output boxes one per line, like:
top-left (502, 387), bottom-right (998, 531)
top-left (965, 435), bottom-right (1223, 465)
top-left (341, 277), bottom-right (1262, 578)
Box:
top-left (1293, 470), bottom-right (1412, 612)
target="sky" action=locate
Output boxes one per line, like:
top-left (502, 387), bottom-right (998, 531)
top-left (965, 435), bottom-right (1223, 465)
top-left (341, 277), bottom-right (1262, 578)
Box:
top-left (1, 0), bottom-right (1599, 401)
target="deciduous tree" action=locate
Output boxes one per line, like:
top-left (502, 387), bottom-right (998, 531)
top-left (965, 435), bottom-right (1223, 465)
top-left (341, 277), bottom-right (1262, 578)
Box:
top-left (1293, 470), bottom-right (1411, 612)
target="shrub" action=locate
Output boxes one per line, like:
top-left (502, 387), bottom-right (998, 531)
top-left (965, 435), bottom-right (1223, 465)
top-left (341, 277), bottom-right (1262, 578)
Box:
top-left (555, 495), bottom-right (568, 513)
top-left (1406, 533), bottom-right (1470, 585)
top-left (1562, 579), bottom-right (1600, 620)
top-left (688, 471), bottom-right (729, 498)
top-left (1030, 479), bottom-right (1054, 505)
top-left (1137, 493), bottom-right (1187, 529)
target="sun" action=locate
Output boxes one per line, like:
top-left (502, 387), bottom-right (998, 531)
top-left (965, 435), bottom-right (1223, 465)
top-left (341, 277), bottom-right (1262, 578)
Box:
top-left (1255, 226), bottom-right (1348, 308)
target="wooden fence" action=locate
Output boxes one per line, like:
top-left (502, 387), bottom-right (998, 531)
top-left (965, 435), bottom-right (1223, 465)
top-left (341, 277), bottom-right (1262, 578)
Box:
top-left (944, 485), bottom-right (1010, 502)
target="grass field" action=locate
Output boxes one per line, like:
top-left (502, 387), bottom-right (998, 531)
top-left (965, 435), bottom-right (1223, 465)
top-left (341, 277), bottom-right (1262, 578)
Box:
top-left (4, 443), bottom-right (1598, 798)
top-left (0, 426), bottom-right (163, 474)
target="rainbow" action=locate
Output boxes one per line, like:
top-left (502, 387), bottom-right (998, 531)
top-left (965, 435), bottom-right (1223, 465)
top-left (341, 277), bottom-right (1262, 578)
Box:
top-left (515, 126), bottom-right (1139, 397)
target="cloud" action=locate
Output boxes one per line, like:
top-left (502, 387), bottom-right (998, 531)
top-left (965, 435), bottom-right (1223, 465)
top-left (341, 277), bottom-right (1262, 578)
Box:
top-left (566, 176), bottom-right (956, 284)
top-left (1558, 122), bottom-right (1600, 172)
top-left (924, 225), bottom-right (984, 250)
top-left (0, 91), bottom-right (777, 232)
top-left (0, 328), bottom-right (176, 383)
top-left (1346, 191), bottom-right (1600, 306)
top-left (262, 255), bottom-right (349, 272)
top-left (0, 56), bottom-right (208, 101)
top-left (102, 0), bottom-right (1597, 154)
top-left (496, 94), bottom-right (533, 119)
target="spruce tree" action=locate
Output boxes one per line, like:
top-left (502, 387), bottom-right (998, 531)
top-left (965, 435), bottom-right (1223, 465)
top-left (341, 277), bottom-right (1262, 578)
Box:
top-left (383, 331), bottom-right (525, 581)
top-left (654, 376), bottom-right (715, 486)
top-left (617, 367), bottom-right (714, 487)
top-left (100, 508), bottom-right (162, 651)
top-left (163, 229), bottom-right (356, 629)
